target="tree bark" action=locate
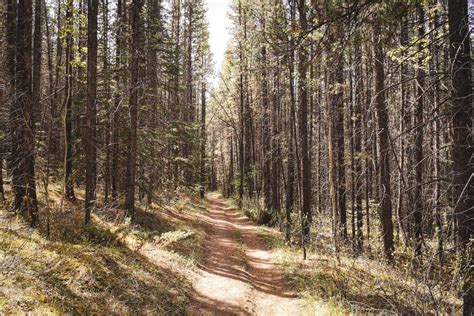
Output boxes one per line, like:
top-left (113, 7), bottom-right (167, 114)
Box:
top-left (13, 0), bottom-right (39, 226)
top-left (372, 20), bottom-right (394, 261)
top-left (285, 0), bottom-right (296, 243)
top-left (237, 0), bottom-right (245, 208)
top-left (200, 56), bottom-right (207, 199)
top-left (397, 14), bottom-right (409, 245)
top-left (63, 0), bottom-right (75, 201)
top-left (85, 0), bottom-right (98, 225)
top-left (111, 0), bottom-right (125, 199)
top-left (298, 0), bottom-right (312, 259)
top-left (103, 0), bottom-right (111, 203)
top-left (354, 34), bottom-right (364, 251)
top-left (125, 0), bottom-right (144, 217)
top-left (262, 40), bottom-right (272, 218)
top-left (335, 50), bottom-right (347, 241)
top-left (447, 0), bottom-right (473, 313)
top-left (6, 0), bottom-right (18, 209)
top-left (412, 4), bottom-right (425, 255)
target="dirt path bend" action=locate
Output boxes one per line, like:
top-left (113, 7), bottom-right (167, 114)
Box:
top-left (187, 193), bottom-right (309, 316)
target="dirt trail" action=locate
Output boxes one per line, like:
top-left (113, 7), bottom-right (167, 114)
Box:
top-left (186, 193), bottom-right (309, 316)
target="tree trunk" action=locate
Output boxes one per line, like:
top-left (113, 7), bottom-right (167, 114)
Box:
top-left (262, 41), bottom-right (272, 218)
top-left (184, 5), bottom-right (194, 183)
top-left (285, 0), bottom-right (296, 243)
top-left (63, 0), bottom-right (75, 201)
top-left (237, 0), bottom-right (245, 208)
top-left (125, 0), bottom-right (144, 217)
top-left (335, 50), bottom-right (347, 241)
top-left (85, 0), bottom-right (98, 225)
top-left (14, 0), bottom-right (39, 226)
top-left (200, 56), bottom-right (207, 199)
top-left (413, 4), bottom-right (425, 255)
top-left (103, 0), bottom-right (111, 203)
top-left (298, 0), bottom-right (312, 259)
top-left (111, 0), bottom-right (125, 200)
top-left (271, 57), bottom-right (281, 217)
top-left (228, 134), bottom-right (234, 196)
top-left (372, 21), bottom-right (394, 261)
top-left (431, 1), bottom-right (443, 264)
top-left (364, 42), bottom-right (372, 241)
top-left (354, 34), bottom-right (363, 251)
top-left (397, 14), bottom-right (409, 245)
top-left (447, 0), bottom-right (473, 313)
top-left (6, 0), bottom-right (18, 209)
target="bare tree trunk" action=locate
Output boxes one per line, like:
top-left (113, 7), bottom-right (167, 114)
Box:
top-left (354, 34), bottom-right (364, 251)
top-left (397, 14), bottom-right (409, 244)
top-left (364, 43), bottom-right (372, 241)
top-left (431, 1), bottom-right (443, 263)
top-left (111, 0), bottom-right (124, 200)
top-left (43, 0), bottom-right (55, 202)
top-left (85, 0), bottom-right (98, 225)
top-left (413, 4), bottom-right (425, 256)
top-left (14, 0), bottom-right (39, 226)
top-left (237, 0), bottom-right (244, 208)
top-left (63, 0), bottom-right (75, 201)
top-left (125, 0), bottom-right (144, 217)
top-left (262, 36), bottom-right (272, 218)
top-left (103, 0), bottom-right (111, 203)
top-left (298, 0), bottom-right (312, 259)
top-left (184, 5), bottom-right (193, 183)
top-left (335, 50), bottom-right (347, 241)
top-left (50, 0), bottom-right (63, 162)
top-left (243, 12), bottom-right (254, 200)
top-left (372, 21), bottom-right (394, 261)
top-left (228, 134), bottom-right (234, 197)
top-left (328, 79), bottom-right (338, 250)
top-left (447, 0), bottom-right (473, 313)
top-left (285, 0), bottom-right (296, 242)
top-left (350, 62), bottom-right (355, 244)
top-left (200, 56), bottom-right (207, 199)
top-left (6, 0), bottom-right (18, 209)
top-left (271, 57), bottom-right (281, 217)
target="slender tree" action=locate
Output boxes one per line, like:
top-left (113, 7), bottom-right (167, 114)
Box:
top-left (125, 0), bottom-right (144, 217)
top-left (200, 55), bottom-right (207, 199)
top-left (85, 0), bottom-right (99, 224)
top-left (447, 0), bottom-right (473, 313)
top-left (412, 4), bottom-right (425, 255)
top-left (63, 0), bottom-right (75, 201)
top-left (11, 0), bottom-right (39, 226)
top-left (372, 15), bottom-right (394, 261)
top-left (298, 0), bottom-right (312, 259)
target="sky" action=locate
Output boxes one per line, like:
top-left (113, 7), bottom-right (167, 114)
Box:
top-left (205, 0), bottom-right (232, 87)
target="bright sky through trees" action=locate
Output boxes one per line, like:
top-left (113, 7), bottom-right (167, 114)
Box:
top-left (206, 0), bottom-right (231, 86)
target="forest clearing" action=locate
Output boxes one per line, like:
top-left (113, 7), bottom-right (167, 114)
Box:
top-left (0, 0), bottom-right (472, 315)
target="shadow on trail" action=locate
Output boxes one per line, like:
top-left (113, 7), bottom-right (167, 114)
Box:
top-left (187, 194), bottom-right (298, 315)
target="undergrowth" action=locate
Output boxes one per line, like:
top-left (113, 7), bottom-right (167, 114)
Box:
top-left (257, 224), bottom-right (462, 314)
top-left (225, 192), bottom-right (462, 314)
top-left (0, 184), bottom-right (208, 315)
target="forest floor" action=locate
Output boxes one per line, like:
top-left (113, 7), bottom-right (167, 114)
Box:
top-left (0, 185), bottom-right (461, 314)
top-left (186, 193), bottom-right (326, 315)
top-left (0, 183), bottom-right (209, 314)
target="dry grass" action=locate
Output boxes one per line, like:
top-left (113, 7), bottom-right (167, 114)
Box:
top-left (258, 223), bottom-right (462, 315)
top-left (0, 183), bottom-right (209, 315)
top-left (230, 193), bottom-right (462, 314)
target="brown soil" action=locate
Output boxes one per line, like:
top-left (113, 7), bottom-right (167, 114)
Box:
top-left (186, 193), bottom-right (308, 316)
